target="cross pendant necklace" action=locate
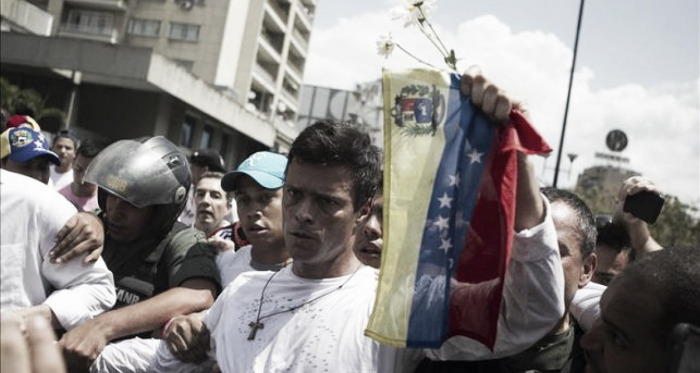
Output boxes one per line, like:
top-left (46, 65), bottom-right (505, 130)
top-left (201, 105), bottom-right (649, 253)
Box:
top-left (246, 266), bottom-right (361, 341)
top-left (247, 321), bottom-right (264, 340)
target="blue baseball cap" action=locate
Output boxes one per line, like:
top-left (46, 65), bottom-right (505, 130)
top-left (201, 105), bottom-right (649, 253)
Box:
top-left (221, 151), bottom-right (287, 191)
top-left (0, 127), bottom-right (60, 165)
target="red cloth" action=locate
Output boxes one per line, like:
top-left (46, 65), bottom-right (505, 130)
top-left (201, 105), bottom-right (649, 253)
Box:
top-left (448, 111), bottom-right (552, 350)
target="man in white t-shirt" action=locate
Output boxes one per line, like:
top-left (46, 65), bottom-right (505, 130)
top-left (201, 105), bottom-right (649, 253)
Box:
top-left (0, 168), bottom-right (116, 331)
top-left (49, 131), bottom-right (78, 190)
top-left (150, 70), bottom-right (565, 373)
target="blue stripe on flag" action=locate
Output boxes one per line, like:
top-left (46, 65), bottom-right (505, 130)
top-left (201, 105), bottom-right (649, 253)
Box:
top-left (406, 74), bottom-right (496, 348)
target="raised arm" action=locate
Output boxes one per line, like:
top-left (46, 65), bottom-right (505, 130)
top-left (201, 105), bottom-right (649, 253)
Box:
top-left (614, 176), bottom-right (663, 257)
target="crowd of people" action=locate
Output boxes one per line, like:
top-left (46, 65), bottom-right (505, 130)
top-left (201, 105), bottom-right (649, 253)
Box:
top-left (1, 69), bottom-right (698, 373)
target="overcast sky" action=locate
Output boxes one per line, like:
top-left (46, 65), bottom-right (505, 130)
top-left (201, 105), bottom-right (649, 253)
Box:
top-left (302, 0), bottom-right (699, 207)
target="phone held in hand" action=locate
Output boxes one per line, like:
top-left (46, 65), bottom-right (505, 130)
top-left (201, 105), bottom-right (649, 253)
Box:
top-left (669, 323), bottom-right (700, 373)
top-left (623, 191), bottom-right (664, 224)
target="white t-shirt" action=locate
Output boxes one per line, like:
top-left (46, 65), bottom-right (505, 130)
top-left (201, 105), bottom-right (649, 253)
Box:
top-left (216, 245), bottom-right (288, 288)
top-left (0, 169), bottom-right (115, 330)
top-left (152, 265), bottom-right (403, 373)
top-left (49, 165), bottom-right (73, 191)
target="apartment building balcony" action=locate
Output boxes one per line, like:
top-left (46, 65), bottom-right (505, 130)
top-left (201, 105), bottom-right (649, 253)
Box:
top-left (251, 63), bottom-right (277, 94)
top-left (265, 0), bottom-right (289, 25)
top-left (0, 0), bottom-right (53, 35)
top-left (281, 76), bottom-right (300, 104)
top-left (263, 1), bottom-right (286, 36)
top-left (59, 22), bottom-right (118, 43)
top-left (260, 31), bottom-right (284, 57)
top-left (290, 26), bottom-right (308, 51)
top-left (294, 0), bottom-right (313, 30)
top-left (285, 63), bottom-right (302, 86)
top-left (64, 0), bottom-right (127, 11)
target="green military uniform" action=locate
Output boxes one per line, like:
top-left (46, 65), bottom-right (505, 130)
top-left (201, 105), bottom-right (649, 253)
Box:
top-left (101, 221), bottom-right (221, 309)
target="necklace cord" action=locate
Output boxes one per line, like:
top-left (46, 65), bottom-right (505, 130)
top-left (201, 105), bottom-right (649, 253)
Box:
top-left (254, 266), bottom-right (362, 323)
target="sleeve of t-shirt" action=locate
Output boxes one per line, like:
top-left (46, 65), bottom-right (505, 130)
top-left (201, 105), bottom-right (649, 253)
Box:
top-left (38, 192), bottom-right (116, 330)
top-left (166, 227), bottom-right (221, 291)
top-left (424, 195), bottom-right (564, 360)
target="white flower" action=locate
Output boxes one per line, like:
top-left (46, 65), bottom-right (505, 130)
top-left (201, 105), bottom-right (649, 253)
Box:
top-left (390, 0), bottom-right (436, 28)
top-left (376, 34), bottom-right (395, 59)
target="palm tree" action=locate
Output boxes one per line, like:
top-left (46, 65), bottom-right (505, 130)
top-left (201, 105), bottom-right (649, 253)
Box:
top-left (1, 77), bottom-right (66, 128)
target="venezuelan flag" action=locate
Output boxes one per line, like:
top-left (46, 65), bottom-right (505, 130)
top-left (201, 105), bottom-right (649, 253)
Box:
top-left (365, 69), bottom-right (551, 351)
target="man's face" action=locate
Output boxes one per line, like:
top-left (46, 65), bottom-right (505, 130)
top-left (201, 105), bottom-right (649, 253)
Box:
top-left (354, 193), bottom-right (383, 268)
top-left (283, 160), bottom-right (368, 276)
top-left (72, 154), bottom-right (96, 193)
top-left (581, 276), bottom-right (667, 373)
top-left (3, 157), bottom-right (51, 184)
top-left (105, 194), bottom-right (155, 243)
top-left (52, 137), bottom-right (76, 169)
top-left (551, 201), bottom-right (595, 309)
top-left (234, 176), bottom-right (284, 250)
top-left (592, 244), bottom-right (629, 286)
top-left (194, 177), bottom-right (231, 235)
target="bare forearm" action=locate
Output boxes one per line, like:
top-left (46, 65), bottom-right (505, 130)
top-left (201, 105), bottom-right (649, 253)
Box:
top-left (514, 153), bottom-right (545, 231)
top-left (94, 286), bottom-right (215, 341)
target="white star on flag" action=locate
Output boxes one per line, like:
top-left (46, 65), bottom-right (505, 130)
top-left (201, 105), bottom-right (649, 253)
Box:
top-left (33, 140), bottom-right (45, 150)
top-left (433, 215), bottom-right (449, 231)
top-left (437, 192), bottom-right (453, 209)
top-left (439, 237), bottom-right (453, 252)
top-left (468, 149), bottom-right (483, 164)
top-left (448, 174), bottom-right (460, 187)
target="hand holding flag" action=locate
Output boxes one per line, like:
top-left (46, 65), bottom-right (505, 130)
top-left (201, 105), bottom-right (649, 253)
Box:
top-left (366, 68), bottom-right (552, 352)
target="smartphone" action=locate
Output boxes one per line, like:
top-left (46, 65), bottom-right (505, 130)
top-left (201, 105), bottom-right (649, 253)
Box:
top-left (669, 323), bottom-right (700, 373)
top-left (623, 191), bottom-right (664, 224)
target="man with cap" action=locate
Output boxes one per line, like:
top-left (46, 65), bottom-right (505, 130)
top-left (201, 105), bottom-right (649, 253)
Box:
top-left (87, 151), bottom-right (291, 371)
top-left (1, 126), bottom-right (62, 184)
top-left (178, 148), bottom-right (231, 226)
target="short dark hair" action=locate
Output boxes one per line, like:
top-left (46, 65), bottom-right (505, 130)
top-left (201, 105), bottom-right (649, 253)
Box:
top-left (287, 120), bottom-right (381, 211)
top-left (541, 187), bottom-right (596, 259)
top-left (618, 246), bottom-right (700, 342)
top-left (596, 221), bottom-right (631, 253)
top-left (52, 130), bottom-right (79, 149)
top-left (76, 139), bottom-right (108, 159)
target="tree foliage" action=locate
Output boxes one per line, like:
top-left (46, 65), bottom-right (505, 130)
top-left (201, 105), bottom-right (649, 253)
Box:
top-left (1, 77), bottom-right (65, 127)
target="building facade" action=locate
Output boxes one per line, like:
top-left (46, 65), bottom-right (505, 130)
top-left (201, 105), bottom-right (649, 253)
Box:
top-left (1, 0), bottom-right (315, 165)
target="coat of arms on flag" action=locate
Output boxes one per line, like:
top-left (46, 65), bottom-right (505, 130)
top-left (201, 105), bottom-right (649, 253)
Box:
top-left (366, 68), bottom-right (552, 351)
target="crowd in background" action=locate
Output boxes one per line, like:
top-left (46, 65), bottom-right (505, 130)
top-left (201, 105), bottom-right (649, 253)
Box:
top-left (1, 69), bottom-right (698, 373)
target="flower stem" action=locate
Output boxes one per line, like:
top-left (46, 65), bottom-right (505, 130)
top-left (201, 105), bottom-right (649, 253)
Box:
top-left (396, 44), bottom-right (443, 71)
top-left (418, 7), bottom-right (451, 57)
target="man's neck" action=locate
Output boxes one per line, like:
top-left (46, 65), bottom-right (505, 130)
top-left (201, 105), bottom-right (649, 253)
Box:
top-left (292, 252), bottom-right (363, 279)
top-left (71, 182), bottom-right (94, 197)
top-left (250, 243), bottom-right (289, 265)
top-left (55, 165), bottom-right (70, 173)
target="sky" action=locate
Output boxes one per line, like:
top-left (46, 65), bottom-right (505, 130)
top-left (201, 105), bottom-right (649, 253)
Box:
top-left (302, 0), bottom-right (700, 208)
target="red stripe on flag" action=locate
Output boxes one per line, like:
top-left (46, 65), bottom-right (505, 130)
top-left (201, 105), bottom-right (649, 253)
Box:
top-left (448, 111), bottom-right (551, 350)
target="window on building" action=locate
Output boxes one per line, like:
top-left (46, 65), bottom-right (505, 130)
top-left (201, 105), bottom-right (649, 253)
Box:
top-left (181, 115), bottom-right (196, 148)
top-left (199, 126), bottom-right (212, 149)
top-left (127, 18), bottom-right (160, 37)
top-left (220, 134), bottom-right (229, 158)
top-left (169, 22), bottom-right (200, 42)
top-left (65, 10), bottom-right (113, 35)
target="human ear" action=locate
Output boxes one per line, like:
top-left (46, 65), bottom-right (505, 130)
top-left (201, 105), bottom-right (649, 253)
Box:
top-left (579, 252), bottom-right (598, 288)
